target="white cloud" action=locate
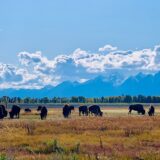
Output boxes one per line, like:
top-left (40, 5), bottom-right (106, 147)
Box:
top-left (0, 64), bottom-right (23, 82)
top-left (99, 44), bottom-right (118, 52)
top-left (154, 45), bottom-right (160, 65)
top-left (18, 51), bottom-right (43, 65)
top-left (0, 44), bottom-right (160, 89)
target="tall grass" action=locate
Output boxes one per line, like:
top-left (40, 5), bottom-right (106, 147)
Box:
top-left (0, 109), bottom-right (160, 159)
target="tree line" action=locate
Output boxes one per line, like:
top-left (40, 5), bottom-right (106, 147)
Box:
top-left (0, 95), bottom-right (160, 104)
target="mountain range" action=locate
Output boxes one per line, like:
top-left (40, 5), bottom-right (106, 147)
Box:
top-left (0, 72), bottom-right (160, 98)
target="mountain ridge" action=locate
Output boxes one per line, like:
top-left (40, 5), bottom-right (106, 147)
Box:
top-left (0, 72), bottom-right (159, 98)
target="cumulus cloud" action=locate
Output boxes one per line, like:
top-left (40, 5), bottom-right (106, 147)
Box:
top-left (0, 64), bottom-right (23, 82)
top-left (99, 44), bottom-right (118, 52)
top-left (0, 44), bottom-right (160, 89)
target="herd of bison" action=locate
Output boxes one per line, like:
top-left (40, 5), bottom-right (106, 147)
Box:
top-left (0, 104), bottom-right (155, 120)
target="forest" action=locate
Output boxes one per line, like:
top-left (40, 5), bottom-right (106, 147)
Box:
top-left (0, 95), bottom-right (160, 104)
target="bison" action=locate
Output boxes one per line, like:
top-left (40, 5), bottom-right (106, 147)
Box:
top-left (89, 105), bottom-right (103, 116)
top-left (9, 105), bottom-right (21, 119)
top-left (40, 106), bottom-right (48, 120)
top-left (24, 108), bottom-right (32, 112)
top-left (63, 104), bottom-right (74, 118)
top-left (129, 104), bottom-right (145, 115)
top-left (37, 106), bottom-right (48, 120)
top-left (0, 105), bottom-right (8, 119)
top-left (37, 106), bottom-right (42, 111)
top-left (79, 105), bottom-right (88, 116)
top-left (148, 106), bottom-right (155, 116)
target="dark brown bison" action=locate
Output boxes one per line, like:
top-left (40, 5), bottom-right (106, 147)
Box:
top-left (148, 106), bottom-right (155, 116)
top-left (129, 104), bottom-right (145, 115)
top-left (9, 105), bottom-right (21, 119)
top-left (37, 106), bottom-right (42, 111)
top-left (89, 105), bottom-right (103, 116)
top-left (24, 108), bottom-right (32, 112)
top-left (40, 106), bottom-right (48, 120)
top-left (0, 105), bottom-right (8, 119)
top-left (63, 104), bottom-right (74, 118)
top-left (79, 105), bottom-right (88, 116)
top-left (0, 106), bottom-right (4, 119)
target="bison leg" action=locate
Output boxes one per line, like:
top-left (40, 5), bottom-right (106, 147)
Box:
top-left (148, 111), bottom-right (151, 116)
top-left (0, 115), bottom-right (4, 119)
top-left (128, 109), bottom-right (132, 114)
top-left (63, 112), bottom-right (69, 118)
top-left (9, 112), bottom-right (14, 119)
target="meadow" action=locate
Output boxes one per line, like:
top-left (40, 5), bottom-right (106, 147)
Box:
top-left (0, 106), bottom-right (160, 160)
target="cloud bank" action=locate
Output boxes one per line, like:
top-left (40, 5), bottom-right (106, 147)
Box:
top-left (0, 44), bottom-right (160, 89)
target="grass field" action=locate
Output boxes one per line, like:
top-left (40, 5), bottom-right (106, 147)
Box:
top-left (0, 106), bottom-right (160, 160)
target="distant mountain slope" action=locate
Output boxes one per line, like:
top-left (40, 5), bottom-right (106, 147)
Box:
top-left (120, 72), bottom-right (159, 95)
top-left (0, 72), bottom-right (160, 97)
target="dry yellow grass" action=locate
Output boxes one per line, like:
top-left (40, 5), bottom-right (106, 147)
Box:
top-left (0, 107), bottom-right (160, 160)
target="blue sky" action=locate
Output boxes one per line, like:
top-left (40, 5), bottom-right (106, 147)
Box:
top-left (0, 0), bottom-right (160, 64)
top-left (0, 0), bottom-right (160, 89)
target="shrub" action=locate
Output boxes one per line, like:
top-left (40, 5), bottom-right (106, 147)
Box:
top-left (0, 154), bottom-right (15, 160)
top-left (39, 139), bottom-right (65, 154)
top-left (52, 139), bottom-right (64, 153)
top-left (70, 143), bottom-right (80, 154)
top-left (0, 155), bottom-right (7, 160)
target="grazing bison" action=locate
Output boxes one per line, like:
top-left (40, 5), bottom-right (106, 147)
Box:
top-left (0, 105), bottom-right (8, 119)
top-left (9, 105), bottom-right (21, 119)
top-left (79, 105), bottom-right (88, 116)
top-left (37, 106), bottom-right (42, 111)
top-left (148, 106), bottom-right (155, 116)
top-left (24, 108), bottom-right (32, 112)
top-left (0, 106), bottom-right (4, 119)
top-left (89, 105), bottom-right (103, 116)
top-left (129, 104), bottom-right (145, 115)
top-left (69, 105), bottom-right (74, 114)
top-left (63, 104), bottom-right (74, 118)
top-left (40, 106), bottom-right (48, 120)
